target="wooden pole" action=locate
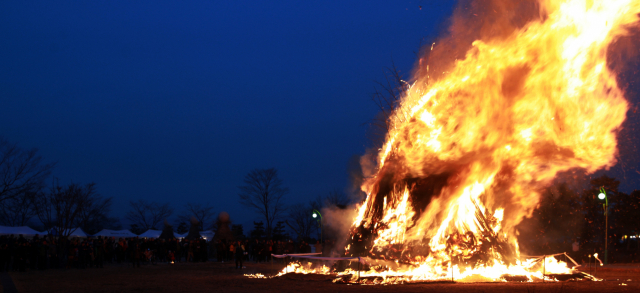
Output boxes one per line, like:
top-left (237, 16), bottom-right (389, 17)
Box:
top-left (605, 198), bottom-right (608, 265)
top-left (542, 255), bottom-right (545, 283)
top-left (449, 251), bottom-right (454, 282)
top-left (358, 257), bottom-right (361, 280)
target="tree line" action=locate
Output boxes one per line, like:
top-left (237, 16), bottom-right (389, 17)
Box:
top-left (518, 175), bottom-right (640, 262)
top-left (0, 137), bottom-right (218, 237)
top-left (237, 168), bottom-right (351, 242)
top-left (0, 137), bottom-right (349, 241)
top-left (6, 136), bottom-right (638, 262)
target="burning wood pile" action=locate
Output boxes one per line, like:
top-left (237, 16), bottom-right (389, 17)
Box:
top-left (339, 0), bottom-right (640, 283)
top-left (252, 0), bottom-right (640, 284)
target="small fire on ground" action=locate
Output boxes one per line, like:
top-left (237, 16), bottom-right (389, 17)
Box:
top-left (250, 0), bottom-right (639, 284)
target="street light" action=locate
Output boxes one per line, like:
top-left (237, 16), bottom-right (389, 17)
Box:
top-left (597, 187), bottom-right (608, 265)
top-left (312, 209), bottom-right (323, 244)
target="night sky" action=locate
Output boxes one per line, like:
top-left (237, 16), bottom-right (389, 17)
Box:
top-left (2, 1), bottom-right (639, 232)
top-left (0, 1), bottom-right (458, 229)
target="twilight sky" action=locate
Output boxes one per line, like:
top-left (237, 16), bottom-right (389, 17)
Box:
top-left (0, 0), bottom-right (458, 229)
top-left (2, 0), bottom-right (639, 232)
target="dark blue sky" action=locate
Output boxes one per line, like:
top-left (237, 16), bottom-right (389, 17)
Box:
top-left (0, 0), bottom-right (458, 228)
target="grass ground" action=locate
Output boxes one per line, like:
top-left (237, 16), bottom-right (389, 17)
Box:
top-left (5, 261), bottom-right (640, 293)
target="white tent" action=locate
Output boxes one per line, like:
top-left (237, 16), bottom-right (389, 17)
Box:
top-left (93, 229), bottom-right (137, 238)
top-left (0, 226), bottom-right (43, 237)
top-left (200, 231), bottom-right (215, 241)
top-left (49, 227), bottom-right (87, 238)
top-left (138, 229), bottom-right (162, 238)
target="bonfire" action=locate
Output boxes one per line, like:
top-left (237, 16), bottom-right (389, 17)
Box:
top-left (259, 0), bottom-right (640, 284)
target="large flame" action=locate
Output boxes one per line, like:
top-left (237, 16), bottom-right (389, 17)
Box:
top-left (255, 0), bottom-right (640, 284)
top-left (339, 0), bottom-right (639, 283)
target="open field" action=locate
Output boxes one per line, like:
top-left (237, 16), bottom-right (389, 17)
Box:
top-left (4, 261), bottom-right (640, 293)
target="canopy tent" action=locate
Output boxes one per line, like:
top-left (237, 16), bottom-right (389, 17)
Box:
top-left (0, 226), bottom-right (43, 237)
top-left (200, 231), bottom-right (215, 241)
top-left (49, 227), bottom-right (87, 238)
top-left (93, 229), bottom-right (137, 238)
top-left (138, 229), bottom-right (162, 238)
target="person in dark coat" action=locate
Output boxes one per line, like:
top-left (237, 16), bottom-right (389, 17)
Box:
top-left (235, 240), bottom-right (244, 269)
top-left (95, 238), bottom-right (105, 268)
top-left (0, 243), bottom-right (8, 271)
top-left (129, 238), bottom-right (141, 268)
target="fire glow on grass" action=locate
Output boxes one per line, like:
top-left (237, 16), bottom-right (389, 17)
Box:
top-left (267, 0), bottom-right (640, 284)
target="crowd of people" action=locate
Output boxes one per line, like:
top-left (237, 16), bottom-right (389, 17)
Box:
top-left (0, 234), bottom-right (338, 272)
top-left (0, 234), bottom-right (211, 271)
top-left (215, 239), bottom-right (339, 269)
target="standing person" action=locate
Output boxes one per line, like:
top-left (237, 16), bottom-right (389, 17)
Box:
top-left (314, 241), bottom-right (323, 256)
top-left (116, 238), bottom-right (125, 263)
top-left (194, 239), bottom-right (201, 262)
top-left (256, 240), bottom-right (265, 263)
top-left (0, 243), bottom-right (8, 272)
top-left (95, 238), bottom-right (105, 268)
top-left (129, 238), bottom-right (141, 268)
top-left (229, 242), bottom-right (235, 263)
top-left (49, 238), bottom-right (58, 269)
top-left (105, 237), bottom-right (114, 264)
top-left (175, 239), bottom-right (182, 263)
top-left (38, 239), bottom-right (47, 270)
top-left (201, 238), bottom-right (208, 262)
top-left (235, 240), bottom-right (244, 269)
top-left (187, 240), bottom-right (194, 262)
top-left (215, 240), bottom-right (223, 262)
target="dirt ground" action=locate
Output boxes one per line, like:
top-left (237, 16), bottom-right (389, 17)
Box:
top-left (5, 261), bottom-right (640, 293)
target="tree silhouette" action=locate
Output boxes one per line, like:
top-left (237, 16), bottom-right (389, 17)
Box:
top-left (250, 221), bottom-right (265, 239)
top-left (0, 137), bottom-right (54, 205)
top-left (238, 168), bottom-right (288, 238)
top-left (126, 200), bottom-right (173, 230)
top-left (32, 182), bottom-right (111, 238)
top-left (177, 202), bottom-right (215, 231)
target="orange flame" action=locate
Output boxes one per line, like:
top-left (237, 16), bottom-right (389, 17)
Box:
top-left (342, 0), bottom-right (640, 283)
top-left (256, 0), bottom-right (640, 284)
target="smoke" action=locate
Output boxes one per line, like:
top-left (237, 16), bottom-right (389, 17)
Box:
top-left (321, 204), bottom-right (357, 256)
top-left (346, 154), bottom-right (367, 201)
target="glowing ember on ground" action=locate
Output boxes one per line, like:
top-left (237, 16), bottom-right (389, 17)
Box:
top-left (265, 0), bottom-right (640, 284)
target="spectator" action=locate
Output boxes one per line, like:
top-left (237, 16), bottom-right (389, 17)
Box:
top-left (235, 240), bottom-right (244, 269)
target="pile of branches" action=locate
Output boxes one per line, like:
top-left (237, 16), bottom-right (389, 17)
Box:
top-left (446, 200), bottom-right (517, 268)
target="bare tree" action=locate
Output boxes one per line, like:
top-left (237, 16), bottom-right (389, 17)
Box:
top-left (32, 182), bottom-right (111, 238)
top-left (0, 191), bottom-right (37, 226)
top-left (176, 202), bottom-right (215, 231)
top-left (0, 138), bottom-right (54, 204)
top-left (286, 201), bottom-right (321, 240)
top-left (77, 191), bottom-right (114, 234)
top-left (126, 200), bottom-right (173, 230)
top-left (325, 189), bottom-right (350, 208)
top-left (238, 168), bottom-right (288, 237)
